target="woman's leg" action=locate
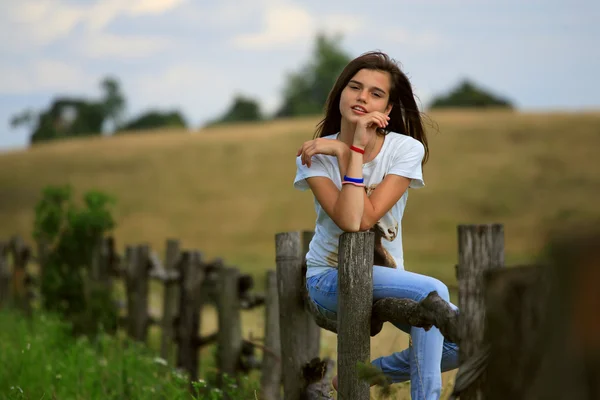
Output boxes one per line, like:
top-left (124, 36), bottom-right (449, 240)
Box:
top-left (306, 267), bottom-right (459, 400)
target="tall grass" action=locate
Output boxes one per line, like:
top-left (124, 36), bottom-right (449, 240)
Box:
top-left (0, 308), bottom-right (259, 399)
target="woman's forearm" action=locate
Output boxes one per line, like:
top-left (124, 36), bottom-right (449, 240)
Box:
top-left (336, 146), bottom-right (375, 231)
top-left (332, 148), bottom-right (364, 231)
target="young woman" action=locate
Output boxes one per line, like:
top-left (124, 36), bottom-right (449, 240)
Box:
top-left (294, 51), bottom-right (459, 399)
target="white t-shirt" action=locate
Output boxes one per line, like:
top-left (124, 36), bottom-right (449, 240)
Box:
top-left (293, 132), bottom-right (425, 277)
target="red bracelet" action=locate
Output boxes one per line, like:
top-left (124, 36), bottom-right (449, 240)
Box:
top-left (350, 145), bottom-right (365, 154)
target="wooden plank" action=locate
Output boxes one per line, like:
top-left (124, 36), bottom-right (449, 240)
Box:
top-left (217, 266), bottom-right (242, 384)
top-left (478, 227), bottom-right (600, 399)
top-left (0, 241), bottom-right (10, 307)
top-left (275, 231), bottom-right (321, 400)
top-left (175, 250), bottom-right (205, 382)
top-left (456, 223), bottom-right (504, 400)
top-left (301, 230), bottom-right (321, 356)
top-left (90, 237), bottom-right (113, 289)
top-left (9, 236), bottom-right (31, 315)
top-left (337, 231), bottom-right (374, 400)
top-left (125, 245), bottom-right (150, 342)
top-left (260, 269), bottom-right (281, 400)
top-left (160, 239), bottom-right (180, 364)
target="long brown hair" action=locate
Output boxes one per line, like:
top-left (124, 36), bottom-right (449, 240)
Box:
top-left (314, 51), bottom-right (429, 164)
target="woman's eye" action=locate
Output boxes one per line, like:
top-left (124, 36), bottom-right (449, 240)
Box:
top-left (373, 92), bottom-right (381, 98)
top-left (349, 85), bottom-right (359, 90)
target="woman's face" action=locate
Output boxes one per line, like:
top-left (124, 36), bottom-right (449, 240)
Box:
top-left (339, 68), bottom-right (392, 124)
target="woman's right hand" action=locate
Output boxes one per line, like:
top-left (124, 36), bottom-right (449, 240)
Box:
top-left (353, 111), bottom-right (390, 147)
top-left (296, 138), bottom-right (347, 168)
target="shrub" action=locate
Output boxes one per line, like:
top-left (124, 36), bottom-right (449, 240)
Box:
top-left (33, 184), bottom-right (118, 337)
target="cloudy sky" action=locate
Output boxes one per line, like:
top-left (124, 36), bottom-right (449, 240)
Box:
top-left (0, 0), bottom-right (598, 151)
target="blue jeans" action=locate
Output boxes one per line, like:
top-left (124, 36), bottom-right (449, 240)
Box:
top-left (306, 266), bottom-right (459, 400)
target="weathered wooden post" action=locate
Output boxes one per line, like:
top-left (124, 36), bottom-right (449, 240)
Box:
top-left (175, 250), bottom-right (205, 382)
top-left (217, 266), bottom-right (243, 384)
top-left (261, 269), bottom-right (281, 400)
top-left (9, 236), bottom-right (32, 315)
top-left (456, 223), bottom-right (504, 399)
top-left (90, 237), bottom-right (113, 290)
top-left (0, 241), bottom-right (9, 307)
top-left (275, 231), bottom-right (321, 400)
top-left (301, 230), bottom-right (321, 357)
top-left (125, 244), bottom-right (151, 342)
top-left (476, 225), bottom-right (600, 399)
top-left (160, 239), bottom-right (180, 364)
top-left (337, 231), bottom-right (374, 400)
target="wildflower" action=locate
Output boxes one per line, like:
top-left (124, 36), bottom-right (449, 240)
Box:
top-left (153, 357), bottom-right (168, 366)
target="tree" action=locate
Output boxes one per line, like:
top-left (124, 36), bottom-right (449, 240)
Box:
top-left (429, 79), bottom-right (514, 109)
top-left (119, 110), bottom-right (187, 132)
top-left (100, 76), bottom-right (126, 131)
top-left (9, 75), bottom-right (125, 145)
top-left (275, 32), bottom-right (351, 118)
top-left (206, 94), bottom-right (263, 126)
top-left (10, 109), bottom-right (36, 131)
top-left (28, 98), bottom-right (106, 144)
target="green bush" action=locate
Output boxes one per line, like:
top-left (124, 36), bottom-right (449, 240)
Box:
top-left (33, 184), bottom-right (118, 337)
top-left (0, 308), bottom-right (259, 399)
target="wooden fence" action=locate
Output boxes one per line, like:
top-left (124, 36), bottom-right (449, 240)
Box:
top-left (0, 236), bottom-right (272, 388)
top-left (274, 223), bottom-right (600, 400)
top-left (3, 222), bottom-right (599, 399)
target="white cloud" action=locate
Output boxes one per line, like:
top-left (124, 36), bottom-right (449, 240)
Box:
top-left (75, 32), bottom-right (171, 59)
top-left (84, 0), bottom-right (186, 32)
top-left (232, 4), bottom-right (314, 49)
top-left (0, 60), bottom-right (93, 94)
top-left (231, 2), bottom-right (366, 50)
top-left (2, 0), bottom-right (185, 51)
top-left (8, 0), bottom-right (86, 46)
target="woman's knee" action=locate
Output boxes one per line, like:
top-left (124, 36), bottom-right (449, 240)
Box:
top-left (423, 277), bottom-right (450, 302)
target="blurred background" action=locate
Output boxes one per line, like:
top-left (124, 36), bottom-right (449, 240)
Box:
top-left (1, 0), bottom-right (598, 398)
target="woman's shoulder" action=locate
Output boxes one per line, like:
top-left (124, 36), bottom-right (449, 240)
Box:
top-left (385, 132), bottom-right (425, 153)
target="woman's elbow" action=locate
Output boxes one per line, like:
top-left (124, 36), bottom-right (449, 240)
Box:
top-left (359, 218), bottom-right (375, 232)
top-left (336, 219), bottom-right (361, 233)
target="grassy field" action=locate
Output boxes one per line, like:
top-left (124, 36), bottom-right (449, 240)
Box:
top-left (0, 308), bottom-right (258, 400)
top-left (1, 109), bottom-right (599, 398)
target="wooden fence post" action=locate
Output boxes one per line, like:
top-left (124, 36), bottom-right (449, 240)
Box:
top-left (337, 231), bottom-right (374, 400)
top-left (0, 241), bottom-right (9, 307)
top-left (9, 236), bottom-right (31, 315)
top-left (176, 250), bottom-right (205, 382)
top-left (275, 231), bottom-right (321, 400)
top-left (125, 245), bottom-right (151, 342)
top-left (261, 269), bottom-right (281, 400)
top-left (217, 266), bottom-right (243, 388)
top-left (90, 237), bottom-right (113, 290)
top-left (301, 230), bottom-right (321, 358)
top-left (161, 239), bottom-right (180, 364)
top-left (456, 223), bottom-right (504, 399)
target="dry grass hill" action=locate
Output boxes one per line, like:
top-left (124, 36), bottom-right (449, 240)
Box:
top-left (1, 110), bottom-right (598, 286)
top-left (1, 109), bottom-right (599, 398)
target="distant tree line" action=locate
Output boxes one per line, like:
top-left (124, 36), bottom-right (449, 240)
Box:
top-left (10, 77), bottom-right (187, 145)
top-left (209, 33), bottom-right (513, 126)
top-left (10, 33), bottom-right (513, 146)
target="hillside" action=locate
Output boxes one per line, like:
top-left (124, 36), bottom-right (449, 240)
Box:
top-left (1, 110), bottom-right (599, 286)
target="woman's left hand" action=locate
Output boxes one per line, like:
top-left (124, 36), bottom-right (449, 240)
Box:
top-left (296, 138), bottom-right (346, 168)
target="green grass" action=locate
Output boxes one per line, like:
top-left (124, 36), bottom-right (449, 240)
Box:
top-left (0, 308), bottom-right (259, 400)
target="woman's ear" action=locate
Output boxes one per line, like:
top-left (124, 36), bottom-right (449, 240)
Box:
top-left (385, 104), bottom-right (393, 115)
